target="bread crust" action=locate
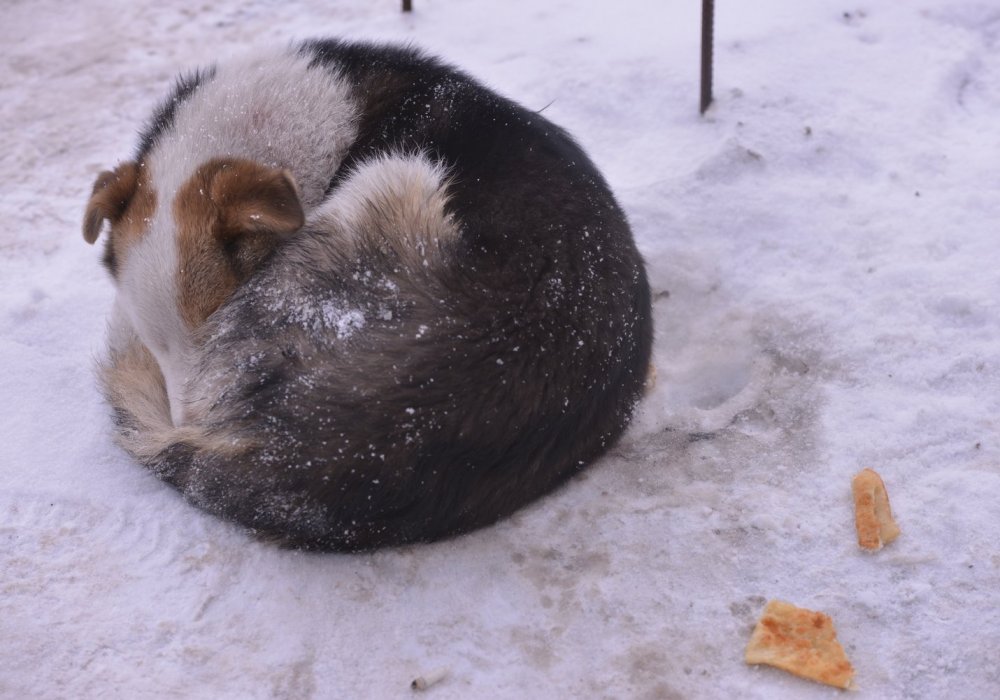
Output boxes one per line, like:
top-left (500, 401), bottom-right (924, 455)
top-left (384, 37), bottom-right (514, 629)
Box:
top-left (852, 468), bottom-right (900, 551)
top-left (745, 599), bottom-right (855, 690)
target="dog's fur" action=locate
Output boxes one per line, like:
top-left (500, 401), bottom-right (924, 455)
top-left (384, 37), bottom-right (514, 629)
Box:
top-left (84, 41), bottom-right (653, 550)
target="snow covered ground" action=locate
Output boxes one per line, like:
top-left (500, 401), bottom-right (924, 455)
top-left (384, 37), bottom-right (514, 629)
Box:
top-left (2, 0), bottom-right (999, 697)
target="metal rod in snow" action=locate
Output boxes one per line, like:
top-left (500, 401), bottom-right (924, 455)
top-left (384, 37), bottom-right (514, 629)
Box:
top-left (700, 0), bottom-right (715, 114)
top-left (403, 0), bottom-right (413, 12)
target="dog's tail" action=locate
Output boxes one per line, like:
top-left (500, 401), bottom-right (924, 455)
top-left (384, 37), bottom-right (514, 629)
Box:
top-left (308, 153), bottom-right (460, 275)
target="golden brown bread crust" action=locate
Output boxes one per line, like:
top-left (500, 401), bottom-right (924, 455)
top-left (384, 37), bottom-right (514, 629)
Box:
top-left (745, 599), bottom-right (855, 690)
top-left (852, 468), bottom-right (900, 551)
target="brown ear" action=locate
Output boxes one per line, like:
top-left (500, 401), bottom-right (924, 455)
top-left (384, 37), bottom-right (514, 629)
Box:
top-left (171, 159), bottom-right (305, 329)
top-left (83, 162), bottom-right (140, 244)
top-left (208, 162), bottom-right (305, 242)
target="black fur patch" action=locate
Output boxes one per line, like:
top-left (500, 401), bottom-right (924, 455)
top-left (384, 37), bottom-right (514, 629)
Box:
top-left (101, 238), bottom-right (118, 278)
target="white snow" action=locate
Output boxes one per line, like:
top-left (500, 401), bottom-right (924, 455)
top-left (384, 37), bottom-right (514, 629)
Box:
top-left (2, 1), bottom-right (999, 698)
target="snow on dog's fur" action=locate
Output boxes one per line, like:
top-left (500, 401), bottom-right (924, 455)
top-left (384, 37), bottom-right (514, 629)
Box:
top-left (84, 40), bottom-right (653, 550)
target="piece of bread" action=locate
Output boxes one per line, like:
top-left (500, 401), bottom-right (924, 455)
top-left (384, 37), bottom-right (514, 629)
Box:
top-left (852, 468), bottom-right (900, 551)
top-left (745, 599), bottom-right (855, 690)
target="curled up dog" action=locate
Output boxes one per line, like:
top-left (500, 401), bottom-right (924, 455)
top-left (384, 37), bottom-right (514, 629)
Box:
top-left (83, 40), bottom-right (653, 550)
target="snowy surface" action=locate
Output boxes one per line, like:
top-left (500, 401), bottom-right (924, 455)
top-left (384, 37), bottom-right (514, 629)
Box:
top-left (2, 1), bottom-right (999, 697)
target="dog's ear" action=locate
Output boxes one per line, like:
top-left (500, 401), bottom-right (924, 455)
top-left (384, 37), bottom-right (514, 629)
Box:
top-left (171, 160), bottom-right (305, 329)
top-left (206, 161), bottom-right (305, 278)
top-left (83, 162), bottom-right (140, 244)
top-left (209, 162), bottom-right (305, 240)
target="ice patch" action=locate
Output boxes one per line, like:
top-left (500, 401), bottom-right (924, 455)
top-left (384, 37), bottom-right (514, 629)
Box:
top-left (662, 352), bottom-right (771, 432)
top-left (641, 335), bottom-right (772, 435)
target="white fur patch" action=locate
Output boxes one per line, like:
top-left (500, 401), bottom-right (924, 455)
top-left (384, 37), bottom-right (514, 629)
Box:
top-left (116, 213), bottom-right (191, 425)
top-left (149, 49), bottom-right (358, 211)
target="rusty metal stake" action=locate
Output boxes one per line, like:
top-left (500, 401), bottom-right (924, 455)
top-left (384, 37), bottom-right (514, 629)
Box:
top-left (403, 0), bottom-right (412, 12)
top-left (700, 0), bottom-right (714, 114)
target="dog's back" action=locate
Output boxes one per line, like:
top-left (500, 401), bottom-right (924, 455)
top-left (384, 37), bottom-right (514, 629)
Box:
top-left (90, 41), bottom-right (652, 550)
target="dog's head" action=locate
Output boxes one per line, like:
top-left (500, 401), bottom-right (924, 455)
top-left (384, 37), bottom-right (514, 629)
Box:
top-left (84, 157), bottom-right (304, 422)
